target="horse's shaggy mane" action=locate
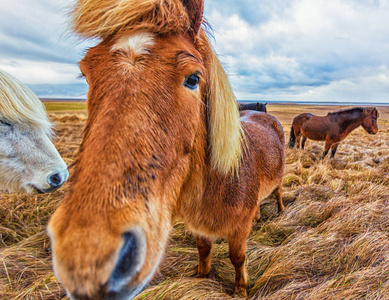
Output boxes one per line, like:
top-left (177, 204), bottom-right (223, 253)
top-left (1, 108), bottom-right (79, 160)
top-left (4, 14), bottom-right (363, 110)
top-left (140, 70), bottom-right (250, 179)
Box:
top-left (72, 0), bottom-right (245, 175)
top-left (328, 107), bottom-right (362, 115)
top-left (0, 69), bottom-right (51, 133)
top-left (328, 107), bottom-right (376, 117)
top-left (72, 0), bottom-right (191, 39)
top-left (200, 32), bottom-right (245, 175)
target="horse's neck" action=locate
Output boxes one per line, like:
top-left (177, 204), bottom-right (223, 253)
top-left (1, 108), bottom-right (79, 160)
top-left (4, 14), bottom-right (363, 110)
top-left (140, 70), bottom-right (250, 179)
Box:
top-left (175, 122), bottom-right (229, 221)
top-left (338, 113), bottom-right (364, 134)
top-left (174, 119), bottom-right (207, 205)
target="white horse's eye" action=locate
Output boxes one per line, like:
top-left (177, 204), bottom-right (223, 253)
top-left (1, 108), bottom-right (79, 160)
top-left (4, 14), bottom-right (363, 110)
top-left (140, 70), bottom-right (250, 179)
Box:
top-left (0, 119), bottom-right (12, 127)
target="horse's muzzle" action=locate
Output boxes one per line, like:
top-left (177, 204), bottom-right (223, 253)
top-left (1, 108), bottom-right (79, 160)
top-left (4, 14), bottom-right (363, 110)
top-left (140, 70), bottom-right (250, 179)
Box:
top-left (69, 228), bottom-right (148, 300)
top-left (71, 284), bottom-right (147, 300)
top-left (31, 169), bottom-right (69, 193)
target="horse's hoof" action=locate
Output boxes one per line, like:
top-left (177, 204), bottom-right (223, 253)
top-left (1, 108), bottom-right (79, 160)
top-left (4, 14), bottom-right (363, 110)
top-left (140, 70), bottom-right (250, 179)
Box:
top-left (196, 263), bottom-right (212, 278)
top-left (233, 287), bottom-right (247, 298)
top-left (196, 270), bottom-right (210, 278)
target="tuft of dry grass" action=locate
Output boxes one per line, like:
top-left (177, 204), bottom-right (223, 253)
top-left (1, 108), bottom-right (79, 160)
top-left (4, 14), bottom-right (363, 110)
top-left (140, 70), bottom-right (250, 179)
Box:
top-left (1, 104), bottom-right (389, 299)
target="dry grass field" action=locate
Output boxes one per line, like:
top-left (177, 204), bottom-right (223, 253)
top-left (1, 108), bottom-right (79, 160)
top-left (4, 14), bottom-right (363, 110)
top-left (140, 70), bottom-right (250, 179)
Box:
top-left (1, 103), bottom-right (389, 299)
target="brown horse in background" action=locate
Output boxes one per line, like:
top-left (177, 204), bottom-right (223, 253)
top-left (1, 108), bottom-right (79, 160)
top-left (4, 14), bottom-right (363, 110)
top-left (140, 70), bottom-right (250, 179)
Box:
top-left (48, 0), bottom-right (285, 299)
top-left (288, 107), bottom-right (379, 158)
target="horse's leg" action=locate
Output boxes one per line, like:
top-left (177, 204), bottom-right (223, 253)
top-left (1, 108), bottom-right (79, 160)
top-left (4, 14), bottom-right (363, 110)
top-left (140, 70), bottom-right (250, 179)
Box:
top-left (253, 205), bottom-right (260, 222)
top-left (228, 231), bottom-right (250, 297)
top-left (291, 124), bottom-right (302, 149)
top-left (322, 140), bottom-right (332, 158)
top-left (274, 185), bottom-right (285, 213)
top-left (296, 133), bottom-right (302, 149)
top-left (301, 135), bottom-right (307, 149)
top-left (330, 142), bottom-right (340, 158)
top-left (195, 235), bottom-right (213, 277)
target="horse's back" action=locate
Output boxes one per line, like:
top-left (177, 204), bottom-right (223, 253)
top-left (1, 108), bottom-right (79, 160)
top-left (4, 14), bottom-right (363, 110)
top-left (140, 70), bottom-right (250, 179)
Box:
top-left (293, 112), bottom-right (314, 125)
top-left (295, 113), bottom-right (333, 140)
top-left (240, 110), bottom-right (284, 145)
top-left (240, 110), bottom-right (284, 185)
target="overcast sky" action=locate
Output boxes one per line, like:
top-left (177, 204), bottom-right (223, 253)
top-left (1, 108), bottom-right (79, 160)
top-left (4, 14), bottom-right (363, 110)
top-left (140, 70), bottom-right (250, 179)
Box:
top-left (1, 0), bottom-right (389, 103)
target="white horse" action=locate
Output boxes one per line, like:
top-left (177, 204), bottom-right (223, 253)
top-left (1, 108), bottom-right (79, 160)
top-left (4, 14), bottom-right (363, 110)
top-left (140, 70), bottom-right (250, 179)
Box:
top-left (0, 69), bottom-right (68, 193)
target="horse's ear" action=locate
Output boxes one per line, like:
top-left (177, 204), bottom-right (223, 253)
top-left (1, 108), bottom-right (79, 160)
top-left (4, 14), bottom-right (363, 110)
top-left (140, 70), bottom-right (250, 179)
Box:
top-left (363, 107), bottom-right (375, 116)
top-left (181, 0), bottom-right (204, 37)
top-left (370, 107), bottom-right (379, 117)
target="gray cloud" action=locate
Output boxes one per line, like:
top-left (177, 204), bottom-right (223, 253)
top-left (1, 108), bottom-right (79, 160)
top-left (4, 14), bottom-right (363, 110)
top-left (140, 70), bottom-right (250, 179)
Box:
top-left (205, 0), bottom-right (389, 102)
top-left (1, 0), bottom-right (389, 102)
top-left (0, 0), bottom-right (91, 97)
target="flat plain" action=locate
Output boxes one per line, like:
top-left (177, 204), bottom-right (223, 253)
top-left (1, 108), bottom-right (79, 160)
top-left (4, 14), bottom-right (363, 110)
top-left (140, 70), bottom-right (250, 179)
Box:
top-left (1, 103), bottom-right (389, 299)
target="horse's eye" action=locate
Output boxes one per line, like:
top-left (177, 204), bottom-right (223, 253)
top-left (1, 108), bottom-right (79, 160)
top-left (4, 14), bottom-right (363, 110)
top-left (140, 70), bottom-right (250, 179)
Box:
top-left (0, 119), bottom-right (11, 127)
top-left (184, 74), bottom-right (200, 90)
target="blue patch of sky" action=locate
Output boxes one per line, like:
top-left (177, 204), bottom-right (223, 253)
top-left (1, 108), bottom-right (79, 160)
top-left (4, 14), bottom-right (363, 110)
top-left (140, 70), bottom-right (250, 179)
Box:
top-left (31, 83), bottom-right (88, 99)
top-left (204, 0), bottom-right (292, 26)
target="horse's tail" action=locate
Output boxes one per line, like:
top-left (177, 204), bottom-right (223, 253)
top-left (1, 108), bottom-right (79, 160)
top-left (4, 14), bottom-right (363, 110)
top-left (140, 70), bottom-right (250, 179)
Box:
top-left (288, 125), bottom-right (296, 148)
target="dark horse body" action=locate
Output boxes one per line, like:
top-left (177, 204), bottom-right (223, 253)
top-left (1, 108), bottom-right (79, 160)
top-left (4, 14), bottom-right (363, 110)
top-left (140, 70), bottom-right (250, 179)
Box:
top-left (289, 107), bottom-right (379, 158)
top-left (239, 102), bottom-right (267, 112)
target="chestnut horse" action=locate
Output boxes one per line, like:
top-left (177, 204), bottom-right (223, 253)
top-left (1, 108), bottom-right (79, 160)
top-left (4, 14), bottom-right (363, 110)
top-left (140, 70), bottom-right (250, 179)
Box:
top-left (48, 0), bottom-right (285, 299)
top-left (288, 107), bottom-right (379, 158)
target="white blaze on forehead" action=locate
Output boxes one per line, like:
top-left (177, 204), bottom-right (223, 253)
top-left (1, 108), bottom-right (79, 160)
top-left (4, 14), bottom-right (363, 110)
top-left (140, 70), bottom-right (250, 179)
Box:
top-left (111, 32), bottom-right (155, 61)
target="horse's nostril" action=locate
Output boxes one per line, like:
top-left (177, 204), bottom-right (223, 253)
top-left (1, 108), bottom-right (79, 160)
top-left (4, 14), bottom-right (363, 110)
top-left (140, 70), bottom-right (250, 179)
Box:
top-left (51, 173), bottom-right (62, 186)
top-left (47, 172), bottom-right (63, 187)
top-left (109, 232), bottom-right (137, 288)
top-left (47, 169), bottom-right (68, 188)
top-left (108, 230), bottom-right (145, 293)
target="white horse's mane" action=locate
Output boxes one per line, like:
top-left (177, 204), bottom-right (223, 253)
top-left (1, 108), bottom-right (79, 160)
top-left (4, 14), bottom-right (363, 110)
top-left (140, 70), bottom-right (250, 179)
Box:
top-left (0, 69), bottom-right (51, 134)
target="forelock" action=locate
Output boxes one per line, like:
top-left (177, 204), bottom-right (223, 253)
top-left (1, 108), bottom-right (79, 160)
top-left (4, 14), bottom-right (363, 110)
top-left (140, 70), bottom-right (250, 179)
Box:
top-left (0, 69), bottom-right (52, 133)
top-left (72, 0), bottom-right (192, 39)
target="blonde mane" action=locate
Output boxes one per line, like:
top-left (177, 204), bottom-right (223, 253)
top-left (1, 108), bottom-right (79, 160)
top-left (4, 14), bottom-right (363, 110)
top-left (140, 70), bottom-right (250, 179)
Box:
top-left (200, 32), bottom-right (245, 175)
top-left (72, 0), bottom-right (191, 39)
top-left (72, 0), bottom-right (245, 175)
top-left (0, 69), bottom-right (51, 133)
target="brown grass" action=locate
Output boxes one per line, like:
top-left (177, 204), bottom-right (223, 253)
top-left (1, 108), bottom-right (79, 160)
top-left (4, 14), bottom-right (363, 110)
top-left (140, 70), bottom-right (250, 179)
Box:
top-left (1, 104), bottom-right (389, 299)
